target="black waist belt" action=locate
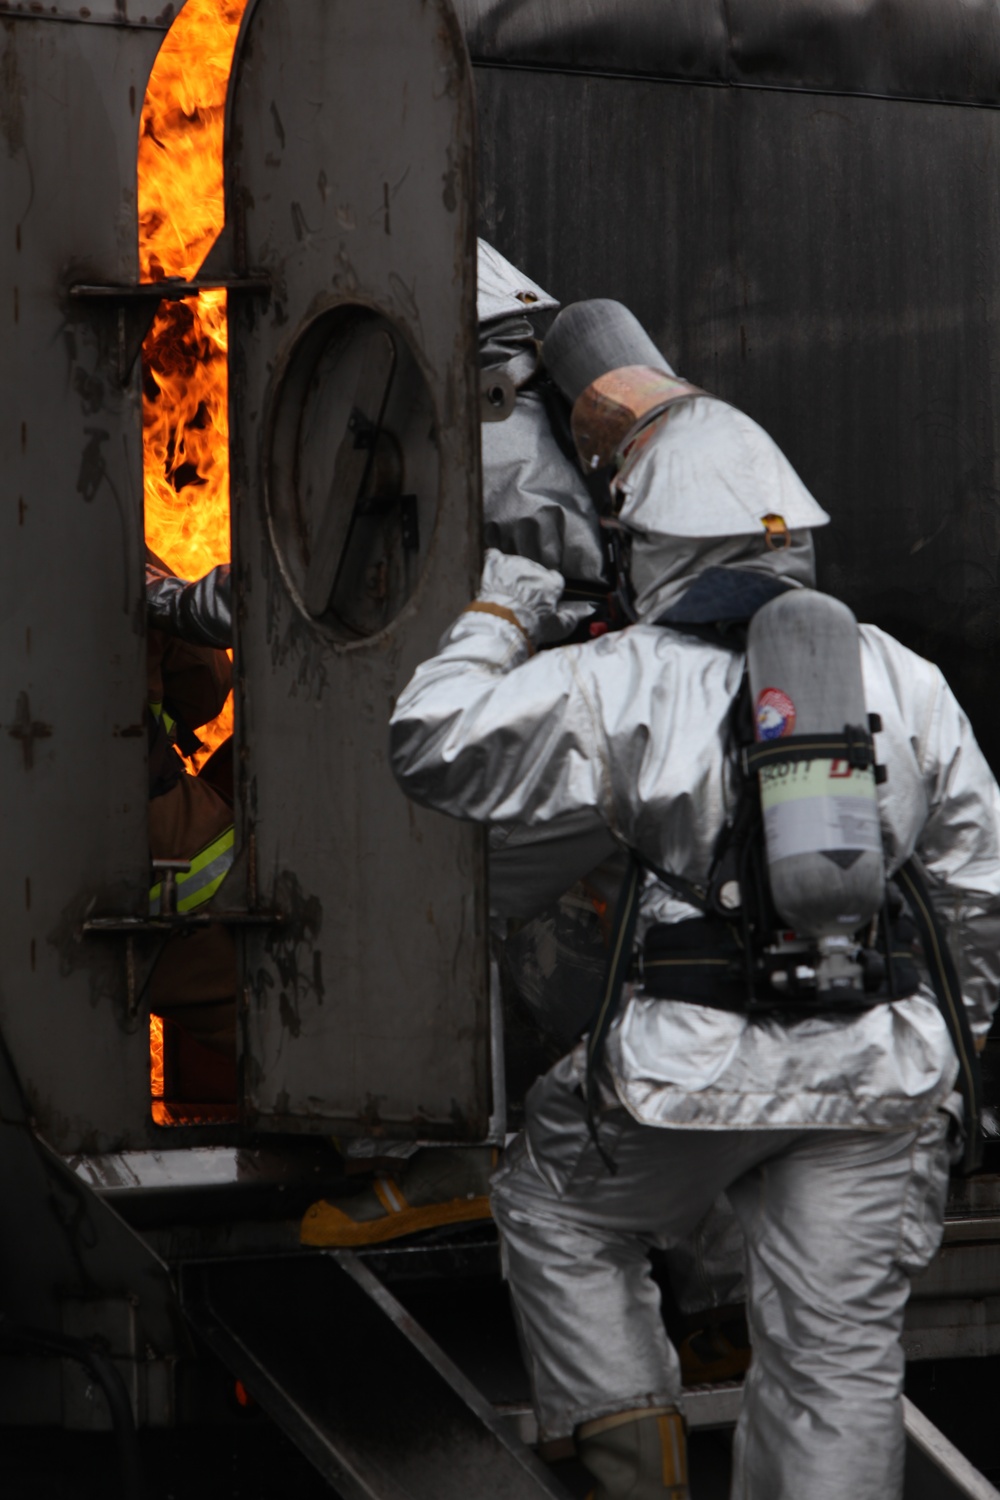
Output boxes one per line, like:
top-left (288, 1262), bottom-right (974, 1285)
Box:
top-left (639, 918), bottom-right (920, 1013)
top-left (640, 919), bottom-right (751, 1010)
top-left (585, 853), bottom-right (983, 1177)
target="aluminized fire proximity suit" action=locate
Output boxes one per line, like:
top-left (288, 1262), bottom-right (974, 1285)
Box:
top-left (389, 315), bottom-right (1000, 1498)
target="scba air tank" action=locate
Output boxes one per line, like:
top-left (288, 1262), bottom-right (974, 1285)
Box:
top-left (747, 590), bottom-right (885, 941)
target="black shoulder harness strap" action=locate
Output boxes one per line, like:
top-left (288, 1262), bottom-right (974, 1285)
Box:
top-left (584, 856), bottom-right (643, 1171)
top-left (584, 851), bottom-right (709, 1172)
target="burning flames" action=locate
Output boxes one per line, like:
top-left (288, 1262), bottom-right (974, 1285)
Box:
top-left (140, 0), bottom-right (248, 1117)
top-left (139, 0), bottom-right (248, 768)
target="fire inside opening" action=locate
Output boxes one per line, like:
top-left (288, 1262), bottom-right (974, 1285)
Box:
top-left (140, 0), bottom-right (248, 1121)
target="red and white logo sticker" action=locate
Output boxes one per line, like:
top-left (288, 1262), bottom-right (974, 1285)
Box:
top-left (755, 687), bottom-right (796, 741)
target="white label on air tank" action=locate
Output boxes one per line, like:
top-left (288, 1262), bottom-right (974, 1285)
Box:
top-left (759, 760), bottom-right (881, 862)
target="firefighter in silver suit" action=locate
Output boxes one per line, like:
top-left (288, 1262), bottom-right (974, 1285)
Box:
top-left (389, 300), bottom-right (1000, 1500)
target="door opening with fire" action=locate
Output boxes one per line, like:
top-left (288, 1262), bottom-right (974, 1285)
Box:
top-left (140, 0), bottom-right (247, 1125)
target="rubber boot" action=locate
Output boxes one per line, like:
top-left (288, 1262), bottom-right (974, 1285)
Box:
top-left (576, 1408), bottom-right (689, 1500)
top-left (300, 1147), bottom-right (495, 1246)
top-left (678, 1306), bottom-right (751, 1386)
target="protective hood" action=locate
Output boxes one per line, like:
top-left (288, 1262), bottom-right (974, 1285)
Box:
top-left (629, 526), bottom-right (817, 624)
top-left (614, 397), bottom-right (830, 541)
top-left (477, 239), bottom-right (559, 325)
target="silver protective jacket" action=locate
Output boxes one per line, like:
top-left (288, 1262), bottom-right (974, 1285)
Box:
top-left (481, 391), bottom-right (607, 586)
top-left (145, 560), bottom-right (233, 650)
top-left (390, 551), bottom-right (1000, 1131)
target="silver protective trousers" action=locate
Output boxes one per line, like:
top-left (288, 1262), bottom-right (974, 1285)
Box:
top-left (491, 1058), bottom-right (951, 1500)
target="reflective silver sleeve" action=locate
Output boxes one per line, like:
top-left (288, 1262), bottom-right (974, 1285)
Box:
top-left (145, 563), bottom-right (233, 650)
top-left (390, 611), bottom-right (610, 828)
top-left (915, 667), bottom-right (1000, 1038)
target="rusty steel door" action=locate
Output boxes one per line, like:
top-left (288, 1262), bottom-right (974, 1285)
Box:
top-left (0, 6), bottom-right (167, 1154)
top-left (224, 0), bottom-right (490, 1136)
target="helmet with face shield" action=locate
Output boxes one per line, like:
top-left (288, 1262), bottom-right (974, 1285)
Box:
top-left (543, 300), bottom-right (830, 623)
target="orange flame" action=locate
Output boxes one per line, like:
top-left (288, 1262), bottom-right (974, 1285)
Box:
top-left (139, 0), bottom-right (248, 773)
top-left (140, 0), bottom-right (248, 1118)
top-left (149, 1017), bottom-right (166, 1125)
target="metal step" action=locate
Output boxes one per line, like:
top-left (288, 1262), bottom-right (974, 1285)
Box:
top-left (180, 1249), bottom-right (568, 1500)
top-left (501, 1389), bottom-right (1000, 1500)
top-left (904, 1398), bottom-right (1000, 1500)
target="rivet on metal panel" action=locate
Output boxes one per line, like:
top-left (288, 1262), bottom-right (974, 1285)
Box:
top-left (480, 368), bottom-right (516, 422)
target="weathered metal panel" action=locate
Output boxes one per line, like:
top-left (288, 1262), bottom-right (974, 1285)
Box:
top-left (456, 0), bottom-right (727, 84)
top-left (0, 1), bottom-right (173, 27)
top-left (226, 0), bottom-right (489, 1134)
top-left (458, 0), bottom-right (1000, 105)
top-left (0, 14), bottom-right (163, 1151)
top-left (474, 68), bottom-right (1000, 768)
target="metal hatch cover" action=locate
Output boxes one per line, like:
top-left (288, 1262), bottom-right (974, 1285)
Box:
top-left (225, 0), bottom-right (488, 1136)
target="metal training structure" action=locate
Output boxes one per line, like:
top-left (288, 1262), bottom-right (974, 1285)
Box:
top-left (1, 0), bottom-right (1000, 1495)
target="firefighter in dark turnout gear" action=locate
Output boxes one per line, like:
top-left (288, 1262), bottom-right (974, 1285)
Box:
top-left (146, 553), bottom-right (235, 1056)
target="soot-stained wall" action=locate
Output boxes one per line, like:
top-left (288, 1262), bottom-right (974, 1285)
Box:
top-left (466, 4), bottom-right (1000, 766)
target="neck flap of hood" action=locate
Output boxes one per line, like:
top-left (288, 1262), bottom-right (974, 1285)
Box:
top-left (631, 528), bottom-right (817, 624)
